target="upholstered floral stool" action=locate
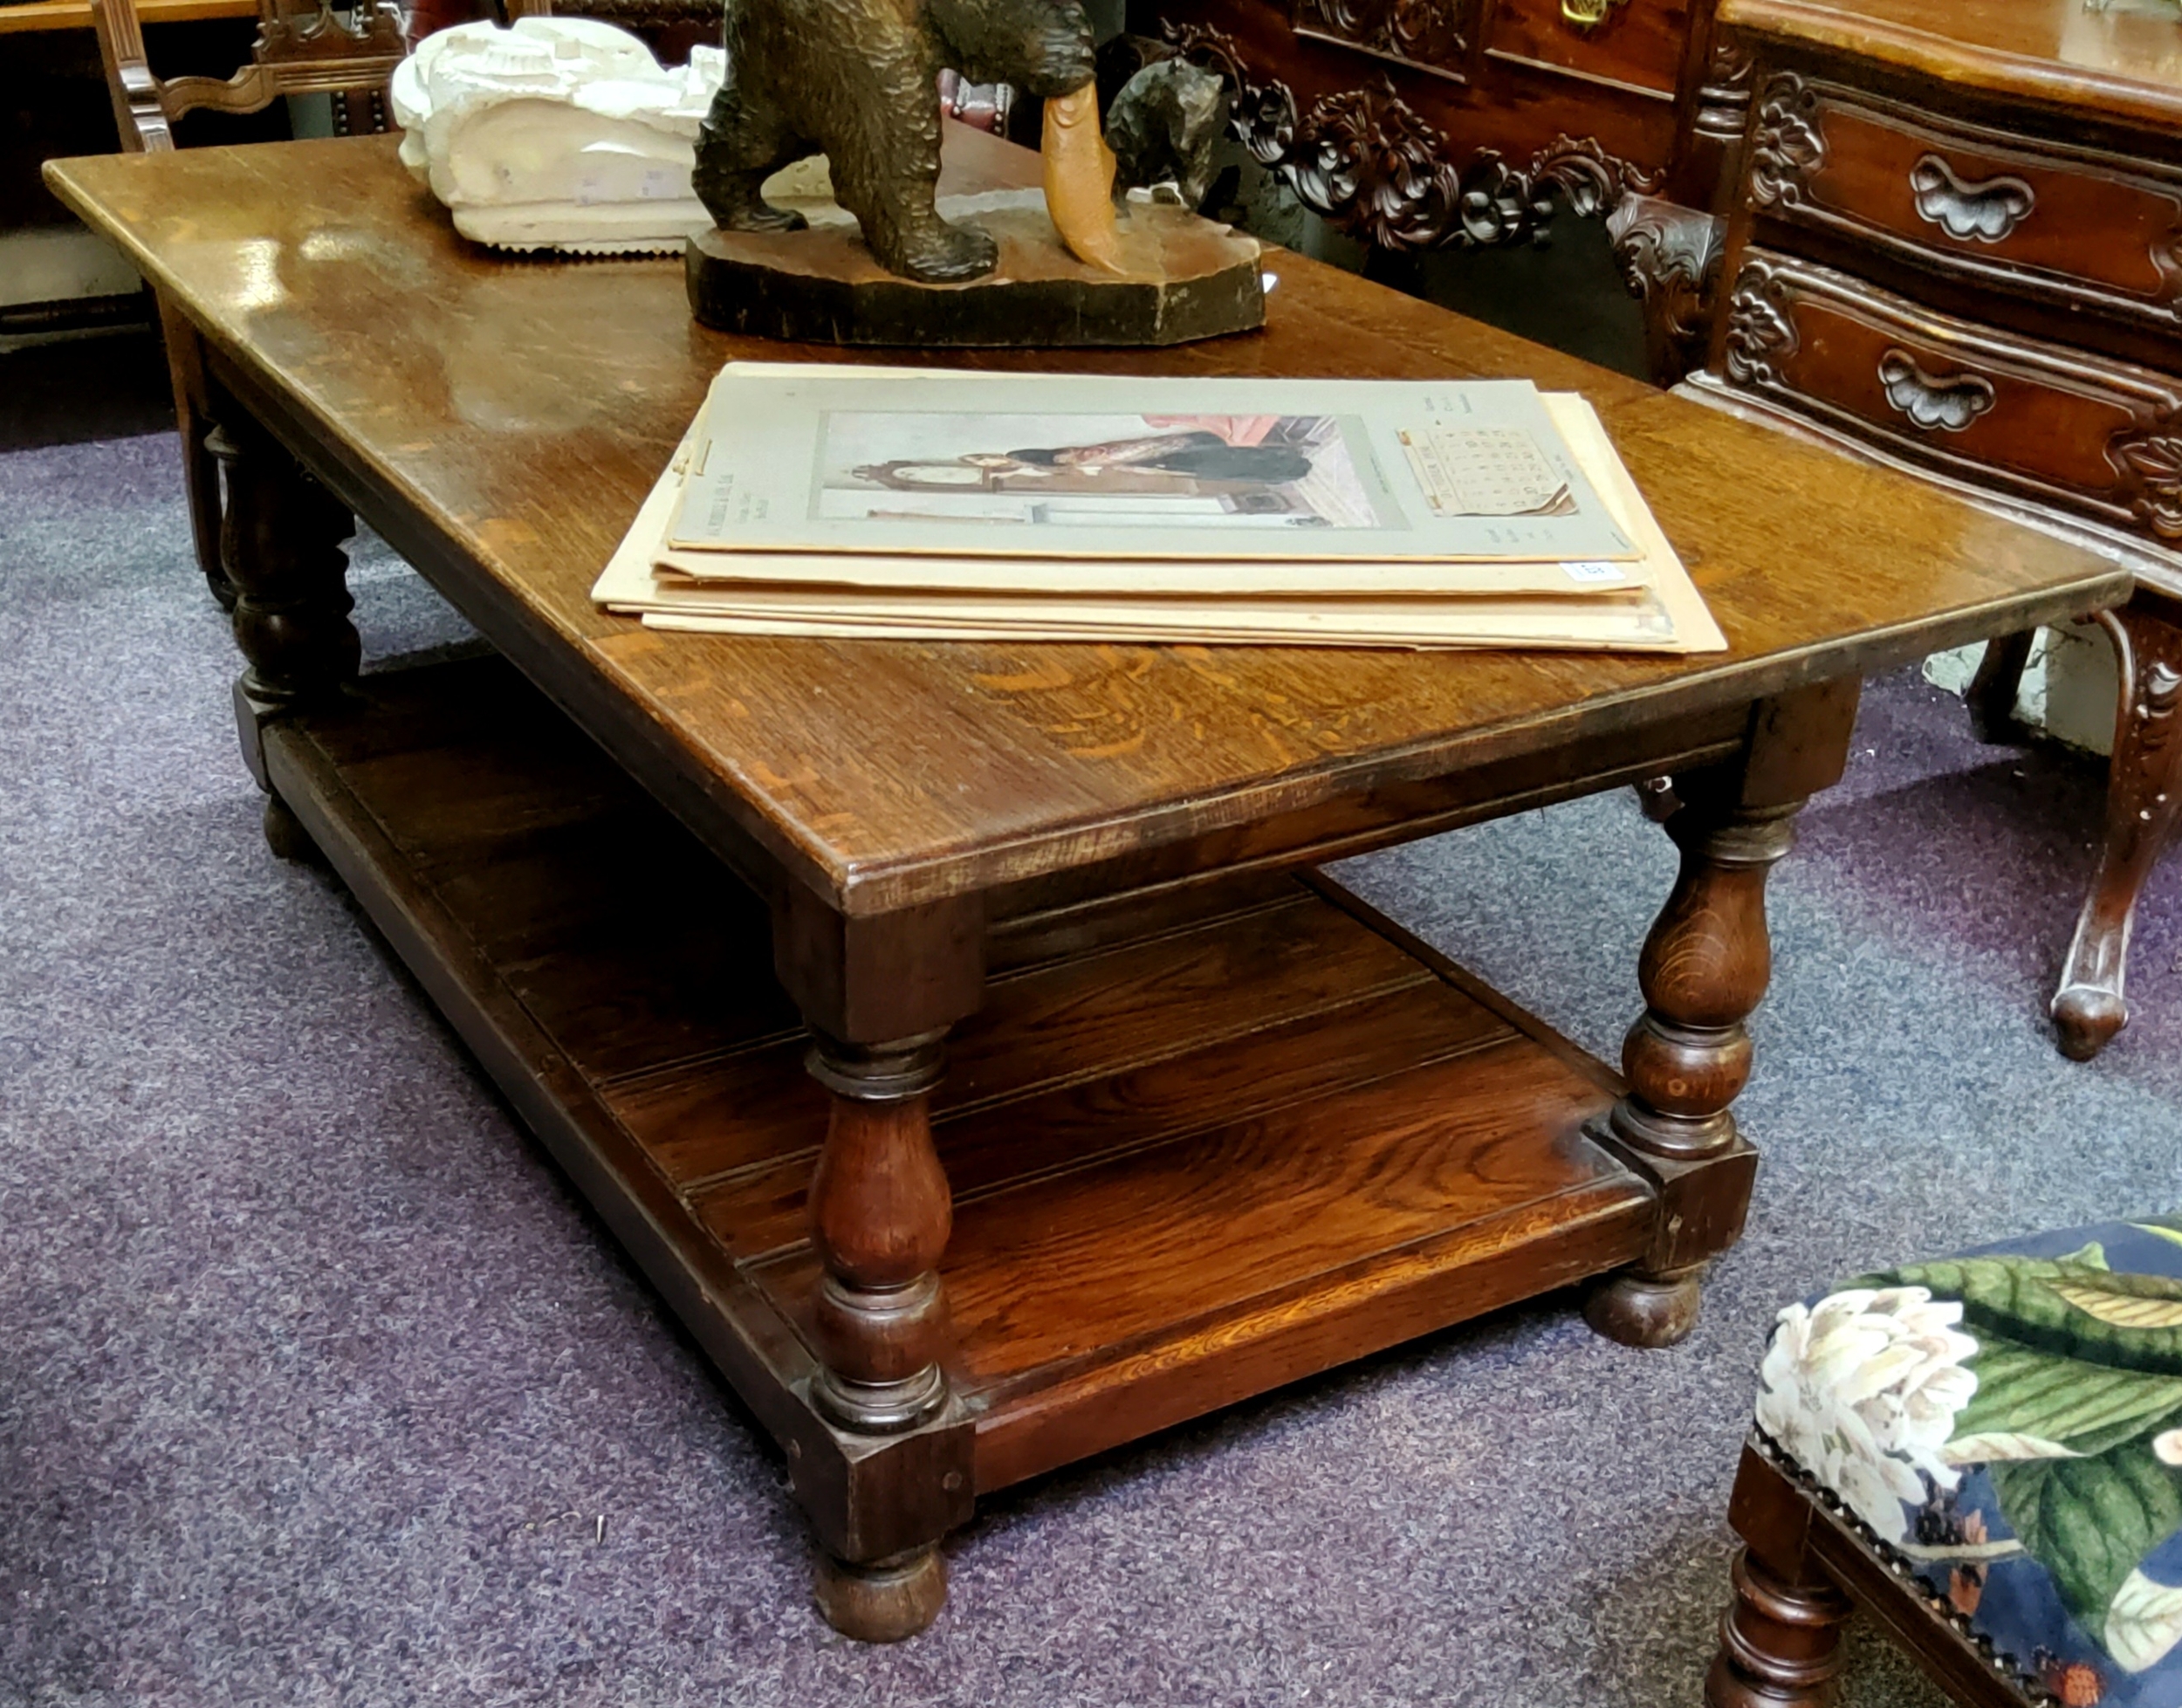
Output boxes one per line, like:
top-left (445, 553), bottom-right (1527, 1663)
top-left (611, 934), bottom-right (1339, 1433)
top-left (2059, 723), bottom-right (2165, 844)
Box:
top-left (1712, 1218), bottom-right (2182, 1708)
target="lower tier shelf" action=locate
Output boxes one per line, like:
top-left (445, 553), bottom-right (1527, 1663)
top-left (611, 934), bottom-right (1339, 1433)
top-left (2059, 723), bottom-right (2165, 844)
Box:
top-left (264, 654), bottom-right (1656, 1494)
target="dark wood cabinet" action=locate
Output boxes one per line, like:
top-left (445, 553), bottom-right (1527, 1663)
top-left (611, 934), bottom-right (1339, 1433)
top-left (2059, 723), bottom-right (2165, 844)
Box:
top-left (1134, 0), bottom-right (1747, 380)
top-left (1685, 0), bottom-right (2182, 1060)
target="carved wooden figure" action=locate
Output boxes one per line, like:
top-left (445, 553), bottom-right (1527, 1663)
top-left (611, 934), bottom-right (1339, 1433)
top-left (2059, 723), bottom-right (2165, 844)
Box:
top-left (691, 0), bottom-right (1098, 279)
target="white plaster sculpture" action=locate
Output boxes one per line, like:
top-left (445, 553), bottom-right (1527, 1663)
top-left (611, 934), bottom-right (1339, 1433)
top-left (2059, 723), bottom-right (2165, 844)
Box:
top-left (391, 18), bottom-right (736, 255)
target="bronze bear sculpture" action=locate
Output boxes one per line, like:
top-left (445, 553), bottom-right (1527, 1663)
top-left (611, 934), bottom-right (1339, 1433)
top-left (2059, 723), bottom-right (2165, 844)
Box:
top-left (692, 0), bottom-right (1098, 283)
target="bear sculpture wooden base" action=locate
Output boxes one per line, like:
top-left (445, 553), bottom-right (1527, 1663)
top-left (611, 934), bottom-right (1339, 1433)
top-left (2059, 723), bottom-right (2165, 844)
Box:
top-left (685, 125), bottom-right (1264, 346)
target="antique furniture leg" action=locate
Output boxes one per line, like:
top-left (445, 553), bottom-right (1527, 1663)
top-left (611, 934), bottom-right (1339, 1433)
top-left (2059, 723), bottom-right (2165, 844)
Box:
top-left (1707, 1446), bottom-right (1854, 1708)
top-left (1964, 628), bottom-right (2034, 745)
top-left (2052, 593), bottom-right (2182, 1060)
top-left (772, 891), bottom-right (984, 1641)
top-left (158, 295), bottom-right (234, 608)
top-left (211, 403), bottom-right (360, 858)
top-left (1588, 679), bottom-right (1859, 1347)
top-left (1608, 194), bottom-right (1726, 388)
top-left (803, 1027), bottom-right (956, 1637)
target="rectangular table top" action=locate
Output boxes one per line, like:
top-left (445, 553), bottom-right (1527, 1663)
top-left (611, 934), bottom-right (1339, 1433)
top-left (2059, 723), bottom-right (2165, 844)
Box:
top-left (45, 129), bottom-right (2133, 916)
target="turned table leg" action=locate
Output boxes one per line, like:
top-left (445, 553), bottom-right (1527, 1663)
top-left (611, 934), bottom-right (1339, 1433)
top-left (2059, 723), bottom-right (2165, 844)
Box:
top-left (1588, 680), bottom-right (1856, 1347)
top-left (1708, 1546), bottom-right (1853, 1708)
top-left (771, 892), bottom-right (984, 1642)
top-left (211, 405), bottom-right (359, 861)
top-left (802, 1028), bottom-right (957, 1641)
top-left (1588, 785), bottom-right (1799, 1346)
top-left (2053, 598), bottom-right (2182, 1060)
top-left (1708, 1444), bottom-right (1854, 1708)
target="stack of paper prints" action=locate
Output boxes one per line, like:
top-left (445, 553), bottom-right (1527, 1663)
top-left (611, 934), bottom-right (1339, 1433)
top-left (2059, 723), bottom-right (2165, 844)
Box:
top-left (592, 363), bottom-right (1726, 652)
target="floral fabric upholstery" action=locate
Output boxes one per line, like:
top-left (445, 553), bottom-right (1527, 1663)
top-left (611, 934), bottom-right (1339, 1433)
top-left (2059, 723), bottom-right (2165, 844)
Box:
top-left (1757, 1218), bottom-right (2182, 1708)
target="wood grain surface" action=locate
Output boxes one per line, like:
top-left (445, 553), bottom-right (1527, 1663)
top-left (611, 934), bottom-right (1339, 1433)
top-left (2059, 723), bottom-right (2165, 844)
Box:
top-left (1719, 0), bottom-right (2182, 133)
top-left (272, 653), bottom-right (1650, 1496)
top-left (45, 125), bottom-right (2131, 916)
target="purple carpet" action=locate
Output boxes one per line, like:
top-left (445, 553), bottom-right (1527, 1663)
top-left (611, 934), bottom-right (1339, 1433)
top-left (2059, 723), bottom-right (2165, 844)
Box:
top-left (4, 415), bottom-right (2179, 1707)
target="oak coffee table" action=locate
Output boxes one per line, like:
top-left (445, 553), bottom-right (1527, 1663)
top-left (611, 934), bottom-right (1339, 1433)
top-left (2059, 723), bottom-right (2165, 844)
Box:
top-left (46, 129), bottom-right (2132, 1642)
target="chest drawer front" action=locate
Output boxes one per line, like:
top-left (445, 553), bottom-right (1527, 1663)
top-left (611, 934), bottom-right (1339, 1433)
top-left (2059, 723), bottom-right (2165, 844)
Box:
top-left (1484, 0), bottom-right (1689, 96)
top-left (1718, 249), bottom-right (2182, 544)
top-left (1747, 76), bottom-right (2182, 326)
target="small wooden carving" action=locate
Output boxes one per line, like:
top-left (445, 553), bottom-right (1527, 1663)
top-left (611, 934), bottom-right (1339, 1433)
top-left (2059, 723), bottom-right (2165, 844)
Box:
top-left (684, 0), bottom-right (1264, 340)
top-left (1107, 58), bottom-right (1230, 209)
top-left (692, 0), bottom-right (1104, 281)
top-left (1609, 193), bottom-right (1725, 385)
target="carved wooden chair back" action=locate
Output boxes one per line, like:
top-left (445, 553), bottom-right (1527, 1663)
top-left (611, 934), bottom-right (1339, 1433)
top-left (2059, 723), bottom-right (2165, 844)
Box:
top-left (498, 0), bottom-right (722, 66)
top-left (91, 0), bottom-right (409, 154)
top-left (89, 0), bottom-right (410, 614)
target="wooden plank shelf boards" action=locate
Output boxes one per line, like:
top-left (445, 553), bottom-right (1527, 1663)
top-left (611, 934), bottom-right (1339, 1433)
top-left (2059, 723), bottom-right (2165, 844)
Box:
top-left (265, 653), bottom-right (1656, 1499)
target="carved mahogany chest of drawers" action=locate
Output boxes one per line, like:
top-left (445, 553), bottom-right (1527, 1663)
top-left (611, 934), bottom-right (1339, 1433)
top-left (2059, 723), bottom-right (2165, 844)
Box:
top-left (1686, 0), bottom-right (2182, 1060)
top-left (1133, 0), bottom-right (1753, 381)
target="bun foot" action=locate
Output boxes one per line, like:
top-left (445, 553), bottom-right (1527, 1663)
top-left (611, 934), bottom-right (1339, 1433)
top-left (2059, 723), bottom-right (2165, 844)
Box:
top-left (1585, 1266), bottom-right (1705, 1348)
top-left (813, 1545), bottom-right (947, 1642)
top-left (263, 793), bottom-right (324, 865)
top-left (2052, 983), bottom-right (2127, 1061)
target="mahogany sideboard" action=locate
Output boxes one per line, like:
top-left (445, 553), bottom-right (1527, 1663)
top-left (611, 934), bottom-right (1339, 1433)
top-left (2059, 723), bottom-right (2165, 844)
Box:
top-left (1680, 0), bottom-right (2182, 1060)
top-left (45, 128), bottom-right (2130, 1643)
top-left (1135, 0), bottom-right (1753, 383)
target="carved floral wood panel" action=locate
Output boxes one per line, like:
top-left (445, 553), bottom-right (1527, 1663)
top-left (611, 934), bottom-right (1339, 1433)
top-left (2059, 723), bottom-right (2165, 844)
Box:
top-left (1293, 0), bottom-right (1470, 80)
top-left (1746, 75), bottom-right (1822, 209)
top-left (1165, 22), bottom-right (1663, 250)
top-left (1741, 75), bottom-right (2182, 327)
top-left (1719, 253), bottom-right (2182, 545)
top-left (2111, 434), bottom-right (2182, 542)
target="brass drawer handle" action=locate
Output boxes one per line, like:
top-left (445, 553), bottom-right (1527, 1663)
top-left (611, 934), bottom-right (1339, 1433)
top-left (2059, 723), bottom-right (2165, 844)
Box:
top-left (1878, 349), bottom-right (1995, 432)
top-left (1909, 154), bottom-right (2035, 244)
top-left (1561, 0), bottom-right (1625, 29)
